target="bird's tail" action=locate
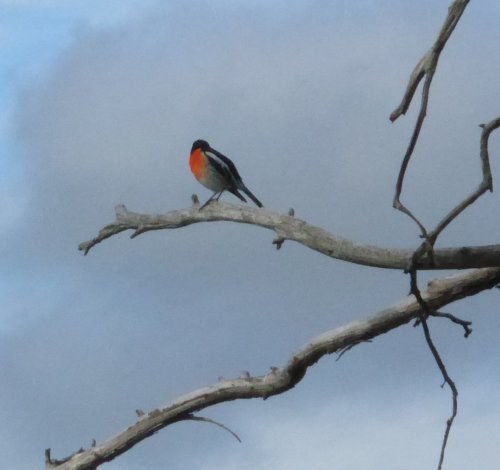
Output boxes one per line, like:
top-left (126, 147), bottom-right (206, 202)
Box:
top-left (229, 188), bottom-right (248, 203)
top-left (239, 183), bottom-right (263, 208)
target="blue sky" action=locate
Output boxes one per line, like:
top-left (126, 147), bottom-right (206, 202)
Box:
top-left (0, 2), bottom-right (156, 167)
top-left (2, 2), bottom-right (500, 469)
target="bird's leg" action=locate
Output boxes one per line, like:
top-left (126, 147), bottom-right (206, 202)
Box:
top-left (214, 191), bottom-right (225, 201)
top-left (199, 191), bottom-right (221, 210)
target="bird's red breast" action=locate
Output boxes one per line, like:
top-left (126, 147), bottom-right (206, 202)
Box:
top-left (189, 148), bottom-right (208, 182)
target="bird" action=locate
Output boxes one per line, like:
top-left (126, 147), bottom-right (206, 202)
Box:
top-left (189, 139), bottom-right (263, 210)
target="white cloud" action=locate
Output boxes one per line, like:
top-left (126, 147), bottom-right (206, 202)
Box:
top-left (178, 395), bottom-right (500, 470)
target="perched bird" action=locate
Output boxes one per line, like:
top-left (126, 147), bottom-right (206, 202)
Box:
top-left (189, 139), bottom-right (263, 210)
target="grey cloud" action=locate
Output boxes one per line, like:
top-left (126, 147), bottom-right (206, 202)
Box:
top-left (4, 1), bottom-right (500, 468)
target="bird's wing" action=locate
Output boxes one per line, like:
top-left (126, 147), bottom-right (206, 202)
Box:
top-left (205, 151), bottom-right (234, 181)
top-left (207, 148), bottom-right (243, 182)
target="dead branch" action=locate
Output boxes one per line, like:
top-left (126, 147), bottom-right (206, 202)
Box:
top-left (45, 267), bottom-right (500, 470)
top-left (78, 202), bottom-right (500, 270)
top-left (414, 311), bottom-right (472, 337)
top-left (409, 269), bottom-right (458, 470)
top-left (390, 0), bottom-right (470, 122)
top-left (389, 4), bottom-right (496, 463)
top-left (426, 117), bottom-right (500, 245)
top-left (390, 0), bottom-right (471, 233)
top-left (406, 117), bottom-right (500, 274)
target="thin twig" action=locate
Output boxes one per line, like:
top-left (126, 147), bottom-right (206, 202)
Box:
top-left (407, 117), bottom-right (500, 271)
top-left (184, 414), bottom-right (242, 443)
top-left (414, 311), bottom-right (472, 338)
top-left (409, 269), bottom-right (458, 470)
top-left (336, 339), bottom-right (372, 361)
top-left (391, 0), bottom-right (471, 234)
top-left (393, 69), bottom-right (435, 237)
top-left (390, 0), bottom-right (470, 122)
top-left (426, 117), bottom-right (500, 245)
top-left (432, 311), bottom-right (472, 337)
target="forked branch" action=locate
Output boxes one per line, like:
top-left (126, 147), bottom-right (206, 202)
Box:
top-left (390, 0), bottom-right (471, 233)
top-left (390, 0), bottom-right (470, 122)
top-left (425, 117), bottom-right (500, 246)
top-left (409, 117), bottom-right (500, 267)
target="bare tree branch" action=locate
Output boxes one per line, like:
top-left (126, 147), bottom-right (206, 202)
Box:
top-left (45, 267), bottom-right (500, 470)
top-left (389, 6), bottom-right (496, 465)
top-left (409, 269), bottom-right (458, 470)
top-left (414, 311), bottom-right (472, 337)
top-left (390, 0), bottom-right (470, 122)
top-left (426, 117), bottom-right (500, 245)
top-left (78, 202), bottom-right (500, 270)
top-left (390, 0), bottom-right (471, 232)
top-left (404, 116), bottom-right (500, 275)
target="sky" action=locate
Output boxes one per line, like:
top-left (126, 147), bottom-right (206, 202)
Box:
top-left (2, 1), bottom-right (500, 469)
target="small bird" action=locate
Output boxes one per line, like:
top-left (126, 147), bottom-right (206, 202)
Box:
top-left (189, 139), bottom-right (263, 210)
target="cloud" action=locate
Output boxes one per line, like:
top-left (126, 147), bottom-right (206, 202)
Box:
top-left (137, 389), bottom-right (500, 470)
top-left (13, 0), bottom-right (429, 243)
top-left (3, 2), bottom-right (500, 469)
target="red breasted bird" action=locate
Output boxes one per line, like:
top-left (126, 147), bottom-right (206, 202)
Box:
top-left (189, 139), bottom-right (263, 210)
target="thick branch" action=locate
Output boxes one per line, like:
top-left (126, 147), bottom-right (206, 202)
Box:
top-left (46, 267), bottom-right (500, 470)
top-left (79, 203), bottom-right (500, 270)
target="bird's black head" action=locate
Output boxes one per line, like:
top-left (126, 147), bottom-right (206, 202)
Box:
top-left (191, 139), bottom-right (210, 152)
